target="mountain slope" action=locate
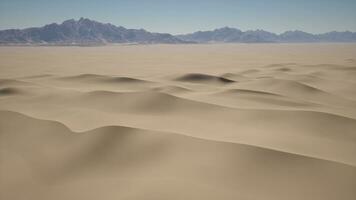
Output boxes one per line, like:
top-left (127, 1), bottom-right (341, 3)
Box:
top-left (0, 18), bottom-right (187, 44)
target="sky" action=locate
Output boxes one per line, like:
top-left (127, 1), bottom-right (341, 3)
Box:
top-left (0, 0), bottom-right (356, 34)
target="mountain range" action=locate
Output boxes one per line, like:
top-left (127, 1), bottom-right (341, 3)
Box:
top-left (1, 18), bottom-right (356, 45)
top-left (177, 27), bottom-right (356, 43)
top-left (0, 18), bottom-right (186, 45)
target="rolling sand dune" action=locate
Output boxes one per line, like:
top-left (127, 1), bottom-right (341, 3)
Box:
top-left (1, 111), bottom-right (355, 200)
top-left (0, 44), bottom-right (356, 199)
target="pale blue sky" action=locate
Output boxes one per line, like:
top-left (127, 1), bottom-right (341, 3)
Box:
top-left (0, 0), bottom-right (355, 34)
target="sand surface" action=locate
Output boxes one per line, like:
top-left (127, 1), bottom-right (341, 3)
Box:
top-left (1, 44), bottom-right (356, 199)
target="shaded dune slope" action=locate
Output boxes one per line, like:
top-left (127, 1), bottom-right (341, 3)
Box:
top-left (59, 74), bottom-right (153, 84)
top-left (175, 73), bottom-right (235, 84)
top-left (0, 87), bottom-right (24, 96)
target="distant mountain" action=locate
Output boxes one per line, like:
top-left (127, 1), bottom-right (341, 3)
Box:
top-left (0, 18), bottom-right (188, 45)
top-left (177, 27), bottom-right (356, 43)
top-left (1, 19), bottom-right (356, 45)
top-left (176, 27), bottom-right (243, 43)
top-left (177, 27), bottom-right (278, 43)
top-left (278, 30), bottom-right (317, 42)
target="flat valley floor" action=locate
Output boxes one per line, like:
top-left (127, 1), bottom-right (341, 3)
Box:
top-left (1, 44), bottom-right (356, 200)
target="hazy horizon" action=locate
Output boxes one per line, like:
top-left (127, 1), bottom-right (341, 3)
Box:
top-left (1, 17), bottom-right (356, 35)
top-left (1, 0), bottom-right (356, 34)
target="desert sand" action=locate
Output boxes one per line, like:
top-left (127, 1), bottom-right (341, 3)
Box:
top-left (0, 44), bottom-right (356, 200)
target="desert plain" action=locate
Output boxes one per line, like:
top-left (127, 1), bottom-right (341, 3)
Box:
top-left (0, 44), bottom-right (356, 200)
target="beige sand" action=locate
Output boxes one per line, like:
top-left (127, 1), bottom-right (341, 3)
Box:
top-left (0, 44), bottom-right (356, 200)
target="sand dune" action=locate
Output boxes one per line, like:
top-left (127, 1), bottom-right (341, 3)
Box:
top-left (151, 85), bottom-right (192, 93)
top-left (175, 73), bottom-right (235, 84)
top-left (1, 111), bottom-right (355, 200)
top-left (209, 88), bottom-right (315, 108)
top-left (0, 87), bottom-right (24, 96)
top-left (221, 88), bottom-right (281, 96)
top-left (1, 83), bottom-right (355, 166)
top-left (233, 77), bottom-right (356, 106)
top-left (0, 44), bottom-right (356, 199)
top-left (60, 74), bottom-right (153, 84)
top-left (0, 78), bottom-right (35, 86)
